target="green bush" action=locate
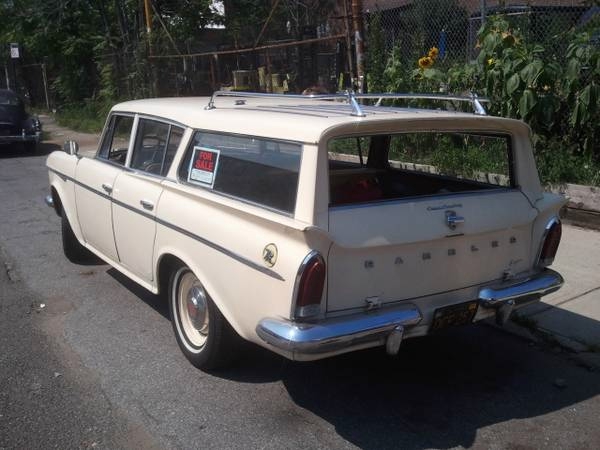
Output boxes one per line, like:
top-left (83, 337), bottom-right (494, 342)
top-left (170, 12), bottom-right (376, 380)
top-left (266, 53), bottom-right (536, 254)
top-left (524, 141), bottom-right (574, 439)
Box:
top-left (56, 100), bottom-right (112, 133)
top-left (370, 15), bottom-right (600, 186)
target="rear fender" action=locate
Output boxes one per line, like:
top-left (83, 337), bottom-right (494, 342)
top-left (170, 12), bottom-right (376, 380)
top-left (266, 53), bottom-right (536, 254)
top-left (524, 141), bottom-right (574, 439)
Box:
top-left (530, 193), bottom-right (567, 267)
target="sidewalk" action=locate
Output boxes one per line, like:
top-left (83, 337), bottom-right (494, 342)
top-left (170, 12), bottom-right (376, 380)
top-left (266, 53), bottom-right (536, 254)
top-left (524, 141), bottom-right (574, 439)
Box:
top-left (508, 224), bottom-right (600, 367)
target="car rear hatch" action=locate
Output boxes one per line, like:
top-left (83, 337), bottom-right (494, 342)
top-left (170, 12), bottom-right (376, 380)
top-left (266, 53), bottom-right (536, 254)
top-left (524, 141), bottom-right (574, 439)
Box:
top-left (326, 190), bottom-right (536, 313)
top-left (324, 123), bottom-right (539, 314)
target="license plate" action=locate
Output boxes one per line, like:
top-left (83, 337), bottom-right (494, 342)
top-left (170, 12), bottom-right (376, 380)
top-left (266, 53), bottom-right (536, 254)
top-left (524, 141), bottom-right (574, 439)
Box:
top-left (431, 301), bottom-right (479, 331)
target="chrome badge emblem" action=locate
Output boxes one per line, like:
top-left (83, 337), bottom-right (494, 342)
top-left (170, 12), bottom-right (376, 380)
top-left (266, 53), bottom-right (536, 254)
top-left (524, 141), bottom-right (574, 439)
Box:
top-left (262, 243), bottom-right (278, 267)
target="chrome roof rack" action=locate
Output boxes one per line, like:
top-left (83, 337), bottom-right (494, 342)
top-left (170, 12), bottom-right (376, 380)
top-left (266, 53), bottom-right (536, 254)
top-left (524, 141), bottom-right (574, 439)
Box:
top-left (205, 90), bottom-right (490, 116)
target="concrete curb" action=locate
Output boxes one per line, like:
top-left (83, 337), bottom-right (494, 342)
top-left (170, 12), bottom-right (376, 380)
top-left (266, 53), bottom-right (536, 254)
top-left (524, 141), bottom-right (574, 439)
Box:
top-left (490, 316), bottom-right (600, 371)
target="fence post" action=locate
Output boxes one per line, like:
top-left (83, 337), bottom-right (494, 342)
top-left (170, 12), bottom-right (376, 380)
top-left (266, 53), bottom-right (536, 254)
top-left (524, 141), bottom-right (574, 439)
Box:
top-left (351, 0), bottom-right (365, 93)
top-left (481, 0), bottom-right (486, 25)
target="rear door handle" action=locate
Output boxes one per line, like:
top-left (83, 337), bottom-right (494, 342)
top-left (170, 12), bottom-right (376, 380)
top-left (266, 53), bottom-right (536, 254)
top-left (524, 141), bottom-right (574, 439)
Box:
top-left (101, 183), bottom-right (113, 194)
top-left (140, 199), bottom-right (154, 211)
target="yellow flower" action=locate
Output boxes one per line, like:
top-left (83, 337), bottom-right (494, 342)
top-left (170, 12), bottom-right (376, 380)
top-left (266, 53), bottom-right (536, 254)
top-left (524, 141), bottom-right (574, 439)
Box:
top-left (418, 56), bottom-right (434, 70)
top-left (487, 58), bottom-right (495, 66)
top-left (428, 47), bottom-right (439, 59)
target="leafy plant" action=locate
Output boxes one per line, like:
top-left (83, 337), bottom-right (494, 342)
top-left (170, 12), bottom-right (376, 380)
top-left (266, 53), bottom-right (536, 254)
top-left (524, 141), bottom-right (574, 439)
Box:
top-left (373, 15), bottom-right (600, 186)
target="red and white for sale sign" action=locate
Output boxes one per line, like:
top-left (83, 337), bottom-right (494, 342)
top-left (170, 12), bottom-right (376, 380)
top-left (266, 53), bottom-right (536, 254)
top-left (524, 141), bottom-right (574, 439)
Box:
top-left (188, 146), bottom-right (220, 187)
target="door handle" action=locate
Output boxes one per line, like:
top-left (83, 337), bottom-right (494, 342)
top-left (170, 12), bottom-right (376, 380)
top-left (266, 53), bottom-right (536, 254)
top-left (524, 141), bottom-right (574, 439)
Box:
top-left (140, 199), bottom-right (154, 211)
top-left (101, 183), bottom-right (113, 194)
top-left (446, 210), bottom-right (465, 230)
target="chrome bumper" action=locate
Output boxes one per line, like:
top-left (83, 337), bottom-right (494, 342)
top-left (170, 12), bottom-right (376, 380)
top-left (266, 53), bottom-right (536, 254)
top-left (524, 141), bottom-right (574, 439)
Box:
top-left (256, 304), bottom-right (422, 361)
top-left (478, 268), bottom-right (564, 325)
top-left (257, 269), bottom-right (563, 361)
top-left (0, 132), bottom-right (41, 144)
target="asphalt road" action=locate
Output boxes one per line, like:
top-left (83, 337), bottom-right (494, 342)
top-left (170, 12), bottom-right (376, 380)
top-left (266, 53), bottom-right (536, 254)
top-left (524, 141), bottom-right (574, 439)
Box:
top-left (1, 136), bottom-right (600, 449)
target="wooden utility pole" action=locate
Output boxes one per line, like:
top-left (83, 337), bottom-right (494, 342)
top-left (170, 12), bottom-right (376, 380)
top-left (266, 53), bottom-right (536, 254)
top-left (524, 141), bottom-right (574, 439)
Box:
top-left (351, 0), bottom-right (365, 92)
top-left (143, 0), bottom-right (153, 41)
top-left (143, 0), bottom-right (158, 95)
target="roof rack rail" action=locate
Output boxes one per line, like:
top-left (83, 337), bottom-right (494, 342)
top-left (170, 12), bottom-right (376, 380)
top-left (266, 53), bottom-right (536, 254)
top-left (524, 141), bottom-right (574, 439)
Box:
top-left (205, 90), bottom-right (490, 117)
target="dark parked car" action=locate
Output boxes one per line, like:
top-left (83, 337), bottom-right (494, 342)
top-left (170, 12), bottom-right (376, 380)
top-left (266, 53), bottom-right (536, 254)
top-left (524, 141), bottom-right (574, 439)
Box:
top-left (0, 89), bottom-right (41, 152)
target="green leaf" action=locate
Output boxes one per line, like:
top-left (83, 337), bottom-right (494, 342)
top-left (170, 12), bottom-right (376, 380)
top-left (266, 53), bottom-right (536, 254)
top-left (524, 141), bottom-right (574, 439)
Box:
top-left (570, 101), bottom-right (584, 128)
top-left (506, 73), bottom-right (521, 95)
top-left (520, 60), bottom-right (543, 85)
top-left (567, 59), bottom-right (581, 80)
top-left (519, 89), bottom-right (538, 119)
top-left (580, 85), bottom-right (592, 107)
top-left (538, 95), bottom-right (557, 130)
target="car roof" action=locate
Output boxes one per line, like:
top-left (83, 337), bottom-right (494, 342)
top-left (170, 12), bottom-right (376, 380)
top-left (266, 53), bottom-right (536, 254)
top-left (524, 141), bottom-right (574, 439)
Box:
top-left (112, 96), bottom-right (528, 144)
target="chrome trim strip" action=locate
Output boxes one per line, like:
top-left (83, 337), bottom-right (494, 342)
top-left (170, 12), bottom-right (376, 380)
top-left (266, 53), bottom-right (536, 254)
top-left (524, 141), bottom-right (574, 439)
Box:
top-left (479, 268), bottom-right (564, 307)
top-left (153, 216), bottom-right (284, 281)
top-left (47, 168), bottom-right (284, 281)
top-left (256, 304), bottom-right (422, 360)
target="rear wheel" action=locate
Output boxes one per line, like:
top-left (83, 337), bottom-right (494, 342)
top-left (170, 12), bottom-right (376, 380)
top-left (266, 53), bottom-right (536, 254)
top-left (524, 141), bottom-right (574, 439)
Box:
top-left (61, 213), bottom-right (93, 263)
top-left (169, 266), bottom-right (238, 370)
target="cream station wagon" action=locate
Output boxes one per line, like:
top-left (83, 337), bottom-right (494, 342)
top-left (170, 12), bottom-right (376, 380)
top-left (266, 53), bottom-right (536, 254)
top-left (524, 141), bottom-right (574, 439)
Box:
top-left (45, 91), bottom-right (565, 370)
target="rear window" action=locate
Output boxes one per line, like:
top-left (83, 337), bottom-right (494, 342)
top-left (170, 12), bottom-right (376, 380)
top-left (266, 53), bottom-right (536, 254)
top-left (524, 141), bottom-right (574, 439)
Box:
top-left (179, 132), bottom-right (302, 214)
top-left (328, 132), bottom-right (512, 206)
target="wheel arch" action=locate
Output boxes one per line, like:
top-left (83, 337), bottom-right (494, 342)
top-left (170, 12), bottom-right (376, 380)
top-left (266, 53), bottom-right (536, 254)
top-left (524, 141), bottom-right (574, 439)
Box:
top-left (155, 249), bottom-right (245, 339)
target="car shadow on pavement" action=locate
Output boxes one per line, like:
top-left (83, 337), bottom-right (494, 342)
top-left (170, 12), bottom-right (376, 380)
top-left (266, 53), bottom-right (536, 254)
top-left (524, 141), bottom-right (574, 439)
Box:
top-left (106, 268), bottom-right (170, 320)
top-left (219, 324), bottom-right (600, 449)
top-left (0, 142), bottom-right (60, 158)
top-left (104, 268), bottom-right (600, 449)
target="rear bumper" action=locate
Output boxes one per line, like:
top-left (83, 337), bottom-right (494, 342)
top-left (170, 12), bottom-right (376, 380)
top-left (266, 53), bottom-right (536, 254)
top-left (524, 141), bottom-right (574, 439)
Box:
top-left (478, 268), bottom-right (563, 305)
top-left (256, 304), bottom-right (422, 361)
top-left (256, 269), bottom-right (563, 361)
top-left (478, 268), bottom-right (563, 325)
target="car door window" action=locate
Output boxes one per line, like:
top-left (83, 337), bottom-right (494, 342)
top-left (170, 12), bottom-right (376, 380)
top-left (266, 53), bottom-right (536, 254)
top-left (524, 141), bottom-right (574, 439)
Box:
top-left (98, 115), bottom-right (134, 166)
top-left (131, 119), bottom-right (169, 175)
top-left (131, 119), bottom-right (184, 176)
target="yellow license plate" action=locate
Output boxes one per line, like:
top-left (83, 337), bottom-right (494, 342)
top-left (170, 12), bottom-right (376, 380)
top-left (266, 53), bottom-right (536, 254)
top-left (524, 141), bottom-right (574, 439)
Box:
top-left (431, 301), bottom-right (479, 331)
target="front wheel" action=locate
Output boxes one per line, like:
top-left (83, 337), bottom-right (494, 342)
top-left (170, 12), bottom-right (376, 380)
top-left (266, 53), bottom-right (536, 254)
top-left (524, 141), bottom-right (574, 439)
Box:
top-left (61, 213), bottom-right (94, 263)
top-left (169, 266), bottom-right (239, 370)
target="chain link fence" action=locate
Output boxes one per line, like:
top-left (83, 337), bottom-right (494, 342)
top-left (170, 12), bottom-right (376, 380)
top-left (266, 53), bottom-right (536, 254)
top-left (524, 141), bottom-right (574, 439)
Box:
top-left (364, 0), bottom-right (599, 66)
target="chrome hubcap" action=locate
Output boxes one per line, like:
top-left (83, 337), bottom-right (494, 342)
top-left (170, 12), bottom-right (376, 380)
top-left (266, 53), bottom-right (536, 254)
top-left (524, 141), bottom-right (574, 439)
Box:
top-left (177, 271), bottom-right (209, 347)
top-left (186, 285), bottom-right (209, 334)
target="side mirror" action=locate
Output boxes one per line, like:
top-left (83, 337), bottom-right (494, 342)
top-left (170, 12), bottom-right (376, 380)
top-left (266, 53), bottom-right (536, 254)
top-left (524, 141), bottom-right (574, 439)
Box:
top-left (63, 140), bottom-right (79, 156)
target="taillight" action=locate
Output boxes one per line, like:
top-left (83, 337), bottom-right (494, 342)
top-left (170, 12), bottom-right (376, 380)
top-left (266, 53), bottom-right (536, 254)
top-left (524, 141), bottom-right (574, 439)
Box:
top-left (294, 252), bottom-right (326, 319)
top-left (538, 218), bottom-right (562, 267)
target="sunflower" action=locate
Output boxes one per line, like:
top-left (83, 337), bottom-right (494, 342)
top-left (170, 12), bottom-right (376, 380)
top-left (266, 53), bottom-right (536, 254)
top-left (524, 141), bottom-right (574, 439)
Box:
top-left (418, 56), bottom-right (434, 69)
top-left (428, 47), bottom-right (439, 59)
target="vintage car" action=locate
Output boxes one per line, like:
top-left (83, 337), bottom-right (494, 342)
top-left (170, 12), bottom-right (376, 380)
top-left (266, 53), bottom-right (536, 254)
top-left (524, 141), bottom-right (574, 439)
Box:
top-left (45, 91), bottom-right (565, 370)
top-left (0, 89), bottom-right (41, 152)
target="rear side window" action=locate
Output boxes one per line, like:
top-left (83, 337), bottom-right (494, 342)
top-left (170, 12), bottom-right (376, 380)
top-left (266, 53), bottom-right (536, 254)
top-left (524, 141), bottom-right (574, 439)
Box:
top-left (179, 132), bottom-right (302, 214)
